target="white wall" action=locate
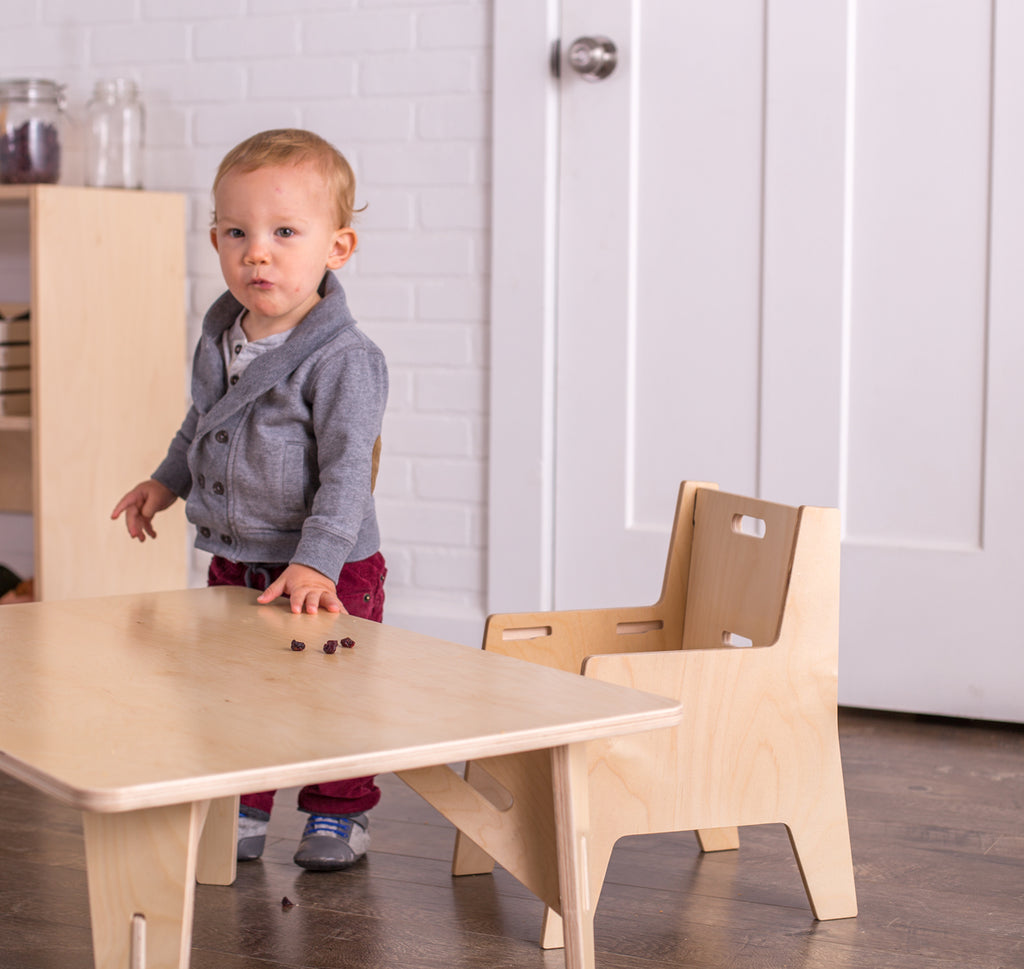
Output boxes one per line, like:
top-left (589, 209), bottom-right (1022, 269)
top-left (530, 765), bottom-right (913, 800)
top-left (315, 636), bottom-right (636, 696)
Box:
top-left (2, 0), bottom-right (492, 645)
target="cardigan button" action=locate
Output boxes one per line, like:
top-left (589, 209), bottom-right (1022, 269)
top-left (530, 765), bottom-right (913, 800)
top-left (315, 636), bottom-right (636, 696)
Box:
top-left (215, 430), bottom-right (229, 444)
top-left (199, 526), bottom-right (211, 538)
top-left (212, 481), bottom-right (225, 495)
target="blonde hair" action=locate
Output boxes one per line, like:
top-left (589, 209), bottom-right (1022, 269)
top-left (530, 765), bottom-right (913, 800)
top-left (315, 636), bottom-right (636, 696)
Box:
top-left (212, 128), bottom-right (359, 228)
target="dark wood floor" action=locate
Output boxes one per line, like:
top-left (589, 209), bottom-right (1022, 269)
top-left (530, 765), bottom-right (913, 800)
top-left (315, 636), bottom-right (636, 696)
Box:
top-left (1, 708), bottom-right (1022, 969)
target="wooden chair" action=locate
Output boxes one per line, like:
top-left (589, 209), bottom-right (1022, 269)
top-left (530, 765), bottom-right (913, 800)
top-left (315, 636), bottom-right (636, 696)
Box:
top-left (399, 480), bottom-right (857, 949)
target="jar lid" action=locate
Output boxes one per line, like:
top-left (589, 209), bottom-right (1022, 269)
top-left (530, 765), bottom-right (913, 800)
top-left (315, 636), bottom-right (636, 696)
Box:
top-left (0, 78), bottom-right (67, 106)
top-left (91, 77), bottom-right (141, 102)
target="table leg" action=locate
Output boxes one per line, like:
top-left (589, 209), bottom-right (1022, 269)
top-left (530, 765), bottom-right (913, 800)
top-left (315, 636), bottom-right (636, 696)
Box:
top-left (82, 800), bottom-right (210, 969)
top-left (195, 795), bottom-right (238, 886)
top-left (551, 743), bottom-right (596, 969)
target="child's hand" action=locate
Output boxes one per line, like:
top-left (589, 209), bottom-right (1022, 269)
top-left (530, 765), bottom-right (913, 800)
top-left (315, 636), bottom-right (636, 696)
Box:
top-left (257, 563), bottom-right (348, 615)
top-left (111, 479), bottom-right (178, 541)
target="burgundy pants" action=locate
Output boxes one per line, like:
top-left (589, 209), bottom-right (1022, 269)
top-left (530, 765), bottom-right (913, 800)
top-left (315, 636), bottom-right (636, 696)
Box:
top-left (208, 551), bottom-right (387, 819)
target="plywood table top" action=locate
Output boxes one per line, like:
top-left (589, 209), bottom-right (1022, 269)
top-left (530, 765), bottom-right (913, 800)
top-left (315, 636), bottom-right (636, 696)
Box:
top-left (0, 586), bottom-right (682, 813)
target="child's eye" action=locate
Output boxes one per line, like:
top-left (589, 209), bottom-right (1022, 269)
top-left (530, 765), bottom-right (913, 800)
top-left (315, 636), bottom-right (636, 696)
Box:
top-left (276, 227), bottom-right (295, 238)
top-left (225, 228), bottom-right (245, 239)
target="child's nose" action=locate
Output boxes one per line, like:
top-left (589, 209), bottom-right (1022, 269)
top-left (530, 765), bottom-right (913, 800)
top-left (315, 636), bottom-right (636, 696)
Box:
top-left (244, 239), bottom-right (270, 264)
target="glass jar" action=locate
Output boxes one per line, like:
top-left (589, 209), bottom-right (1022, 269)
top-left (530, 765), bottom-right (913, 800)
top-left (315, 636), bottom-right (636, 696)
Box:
top-left (85, 78), bottom-right (145, 189)
top-left (0, 78), bottom-right (66, 184)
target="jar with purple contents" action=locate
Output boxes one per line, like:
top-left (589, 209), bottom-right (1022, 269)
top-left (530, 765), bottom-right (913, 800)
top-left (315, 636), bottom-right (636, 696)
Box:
top-left (0, 78), bottom-right (66, 184)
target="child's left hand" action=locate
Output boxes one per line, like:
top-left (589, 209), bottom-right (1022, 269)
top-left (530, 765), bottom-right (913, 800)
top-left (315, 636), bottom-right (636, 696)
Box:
top-left (257, 563), bottom-right (348, 615)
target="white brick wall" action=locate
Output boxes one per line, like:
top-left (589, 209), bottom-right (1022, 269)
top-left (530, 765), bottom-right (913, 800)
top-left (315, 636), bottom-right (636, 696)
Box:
top-left (2, 0), bottom-right (492, 646)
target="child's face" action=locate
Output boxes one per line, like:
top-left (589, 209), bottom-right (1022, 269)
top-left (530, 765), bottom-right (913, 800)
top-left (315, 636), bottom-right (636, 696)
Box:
top-left (210, 162), bottom-right (355, 335)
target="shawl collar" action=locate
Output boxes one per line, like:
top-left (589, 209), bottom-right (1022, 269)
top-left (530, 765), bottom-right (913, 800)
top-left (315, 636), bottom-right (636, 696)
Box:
top-left (191, 273), bottom-right (355, 437)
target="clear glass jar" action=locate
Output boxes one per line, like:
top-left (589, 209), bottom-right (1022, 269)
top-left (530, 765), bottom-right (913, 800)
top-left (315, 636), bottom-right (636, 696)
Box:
top-left (0, 78), bottom-right (66, 184)
top-left (85, 78), bottom-right (145, 189)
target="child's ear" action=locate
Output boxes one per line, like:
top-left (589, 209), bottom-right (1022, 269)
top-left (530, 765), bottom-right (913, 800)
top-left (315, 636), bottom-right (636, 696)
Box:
top-left (209, 227), bottom-right (219, 252)
top-left (326, 228), bottom-right (357, 270)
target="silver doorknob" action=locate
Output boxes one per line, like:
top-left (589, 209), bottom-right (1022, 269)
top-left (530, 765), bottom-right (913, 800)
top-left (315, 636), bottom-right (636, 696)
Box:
top-left (567, 36), bottom-right (617, 81)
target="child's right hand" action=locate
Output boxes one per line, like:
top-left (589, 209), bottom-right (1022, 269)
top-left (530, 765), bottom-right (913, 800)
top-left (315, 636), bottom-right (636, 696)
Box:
top-left (111, 479), bottom-right (178, 542)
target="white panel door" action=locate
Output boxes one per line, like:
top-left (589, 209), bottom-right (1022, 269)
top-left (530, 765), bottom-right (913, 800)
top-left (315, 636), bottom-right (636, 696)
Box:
top-left (553, 0), bottom-right (847, 602)
top-left (542, 0), bottom-right (1024, 721)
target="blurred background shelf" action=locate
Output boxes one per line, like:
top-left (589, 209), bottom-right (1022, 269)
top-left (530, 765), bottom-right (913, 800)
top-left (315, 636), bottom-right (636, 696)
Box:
top-left (0, 185), bottom-right (189, 600)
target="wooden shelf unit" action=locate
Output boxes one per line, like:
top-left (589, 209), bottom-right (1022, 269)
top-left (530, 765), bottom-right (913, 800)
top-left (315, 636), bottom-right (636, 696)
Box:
top-left (0, 185), bottom-right (188, 600)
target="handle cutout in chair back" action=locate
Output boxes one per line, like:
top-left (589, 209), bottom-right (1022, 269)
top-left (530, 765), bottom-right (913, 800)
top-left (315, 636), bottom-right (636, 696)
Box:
top-left (501, 625), bottom-right (553, 641)
top-left (722, 630), bottom-right (754, 648)
top-left (616, 620), bottom-right (664, 636)
top-left (732, 514), bottom-right (766, 538)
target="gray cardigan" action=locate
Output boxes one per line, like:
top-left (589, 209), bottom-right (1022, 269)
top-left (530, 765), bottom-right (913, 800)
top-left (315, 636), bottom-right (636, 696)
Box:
top-left (153, 273), bottom-right (388, 579)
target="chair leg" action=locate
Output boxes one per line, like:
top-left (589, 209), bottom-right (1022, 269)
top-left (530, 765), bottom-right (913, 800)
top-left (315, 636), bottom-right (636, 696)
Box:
top-left (785, 815), bottom-right (858, 920)
top-left (695, 826), bottom-right (740, 852)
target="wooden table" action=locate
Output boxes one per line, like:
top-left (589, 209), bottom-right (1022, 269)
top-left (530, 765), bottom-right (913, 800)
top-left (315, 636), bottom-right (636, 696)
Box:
top-left (0, 587), bottom-right (682, 969)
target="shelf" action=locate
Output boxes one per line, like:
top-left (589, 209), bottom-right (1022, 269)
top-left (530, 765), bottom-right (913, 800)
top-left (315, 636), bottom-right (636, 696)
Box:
top-left (0, 186), bottom-right (189, 597)
top-left (0, 185), bottom-right (148, 202)
top-left (0, 185), bottom-right (32, 202)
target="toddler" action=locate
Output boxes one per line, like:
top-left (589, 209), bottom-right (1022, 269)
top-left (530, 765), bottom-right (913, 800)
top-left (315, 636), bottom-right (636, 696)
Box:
top-left (112, 128), bottom-right (388, 871)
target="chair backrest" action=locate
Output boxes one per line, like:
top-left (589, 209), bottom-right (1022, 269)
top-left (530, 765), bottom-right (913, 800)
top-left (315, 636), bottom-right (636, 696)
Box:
top-left (680, 488), bottom-right (800, 650)
top-left (482, 482), bottom-right (824, 668)
top-left (371, 435), bottom-right (382, 492)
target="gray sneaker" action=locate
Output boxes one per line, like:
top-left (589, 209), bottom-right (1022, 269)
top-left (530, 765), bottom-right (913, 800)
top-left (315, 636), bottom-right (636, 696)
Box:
top-left (237, 813), bottom-right (268, 861)
top-left (293, 812), bottom-right (369, 871)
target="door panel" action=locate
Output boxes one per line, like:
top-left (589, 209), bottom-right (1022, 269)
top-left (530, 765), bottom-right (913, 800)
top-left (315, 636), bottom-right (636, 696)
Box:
top-left (555, 1), bottom-right (767, 606)
top-left (839, 1), bottom-right (1024, 722)
top-left (845, 2), bottom-right (990, 548)
top-left (554, 0), bottom-right (848, 605)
